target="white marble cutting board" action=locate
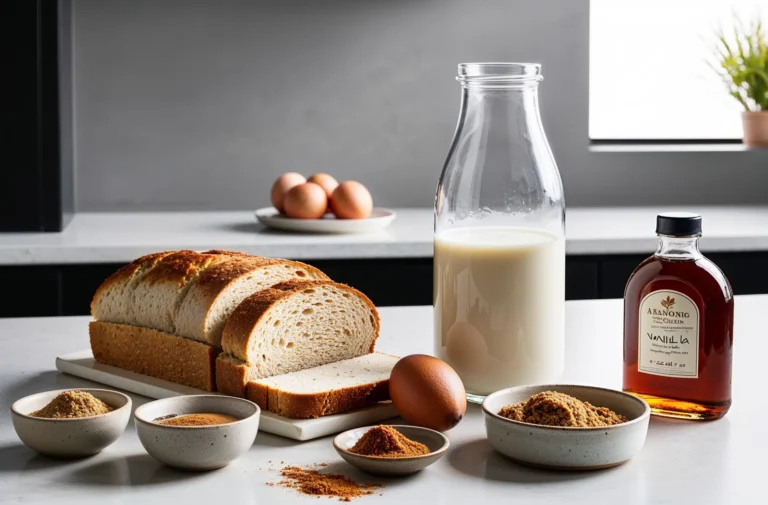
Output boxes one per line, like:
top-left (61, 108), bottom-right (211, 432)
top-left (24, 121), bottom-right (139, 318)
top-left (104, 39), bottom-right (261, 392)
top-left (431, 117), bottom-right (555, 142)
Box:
top-left (55, 350), bottom-right (398, 441)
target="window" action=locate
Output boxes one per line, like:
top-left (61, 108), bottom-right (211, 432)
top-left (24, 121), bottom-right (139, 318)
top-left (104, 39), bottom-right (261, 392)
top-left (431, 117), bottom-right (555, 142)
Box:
top-left (589, 0), bottom-right (768, 140)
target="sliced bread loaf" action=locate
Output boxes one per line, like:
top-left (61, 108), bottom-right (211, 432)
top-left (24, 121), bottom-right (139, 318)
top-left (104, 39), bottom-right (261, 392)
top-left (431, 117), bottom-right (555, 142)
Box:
top-left (91, 249), bottom-right (328, 347)
top-left (174, 257), bottom-right (329, 347)
top-left (216, 280), bottom-right (380, 397)
top-left (246, 353), bottom-right (398, 418)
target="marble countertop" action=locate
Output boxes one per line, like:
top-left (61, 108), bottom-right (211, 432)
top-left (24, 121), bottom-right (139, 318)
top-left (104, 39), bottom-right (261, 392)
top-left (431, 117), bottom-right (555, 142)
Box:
top-left (1, 206), bottom-right (767, 265)
top-left (1, 296), bottom-right (765, 503)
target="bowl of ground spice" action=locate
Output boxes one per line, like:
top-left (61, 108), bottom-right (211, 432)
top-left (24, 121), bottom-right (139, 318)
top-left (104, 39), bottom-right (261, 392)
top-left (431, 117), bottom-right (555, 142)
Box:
top-left (333, 424), bottom-right (449, 476)
top-left (133, 395), bottom-right (260, 471)
top-left (482, 385), bottom-right (651, 470)
top-left (11, 389), bottom-right (131, 458)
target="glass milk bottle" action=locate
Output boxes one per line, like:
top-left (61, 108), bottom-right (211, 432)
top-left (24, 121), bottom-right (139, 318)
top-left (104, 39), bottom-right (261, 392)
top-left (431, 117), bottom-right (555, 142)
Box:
top-left (434, 63), bottom-right (565, 403)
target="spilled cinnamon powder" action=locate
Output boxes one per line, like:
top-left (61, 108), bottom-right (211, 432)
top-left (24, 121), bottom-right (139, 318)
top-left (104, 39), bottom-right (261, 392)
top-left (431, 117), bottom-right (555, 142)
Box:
top-left (273, 465), bottom-right (381, 502)
top-left (349, 425), bottom-right (430, 458)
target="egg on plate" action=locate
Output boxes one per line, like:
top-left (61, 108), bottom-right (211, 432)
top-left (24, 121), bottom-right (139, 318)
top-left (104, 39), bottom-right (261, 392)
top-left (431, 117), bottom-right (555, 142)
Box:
top-left (283, 182), bottom-right (328, 219)
top-left (330, 181), bottom-right (373, 219)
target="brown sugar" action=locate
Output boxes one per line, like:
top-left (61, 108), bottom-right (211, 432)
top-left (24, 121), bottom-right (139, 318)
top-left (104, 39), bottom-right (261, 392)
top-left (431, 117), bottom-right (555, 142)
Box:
top-left (30, 390), bottom-right (115, 419)
top-left (275, 465), bottom-right (381, 501)
top-left (157, 413), bottom-right (240, 426)
top-left (498, 391), bottom-right (628, 427)
top-left (349, 425), bottom-right (430, 458)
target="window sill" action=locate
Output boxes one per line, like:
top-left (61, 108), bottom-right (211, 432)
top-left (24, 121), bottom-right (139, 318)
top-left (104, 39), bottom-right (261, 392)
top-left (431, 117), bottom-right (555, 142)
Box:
top-left (589, 143), bottom-right (757, 153)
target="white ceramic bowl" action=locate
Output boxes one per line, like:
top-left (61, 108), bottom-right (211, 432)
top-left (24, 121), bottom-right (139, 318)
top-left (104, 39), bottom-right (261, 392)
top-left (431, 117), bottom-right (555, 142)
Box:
top-left (11, 388), bottom-right (132, 458)
top-left (482, 385), bottom-right (650, 470)
top-left (333, 425), bottom-right (449, 476)
top-left (134, 395), bottom-right (260, 471)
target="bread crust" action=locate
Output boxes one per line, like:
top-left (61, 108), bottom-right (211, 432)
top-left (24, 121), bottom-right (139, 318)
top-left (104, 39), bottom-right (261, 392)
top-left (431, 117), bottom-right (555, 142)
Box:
top-left (220, 280), bottom-right (380, 361)
top-left (89, 321), bottom-right (217, 391)
top-left (140, 251), bottom-right (224, 287)
top-left (246, 379), bottom-right (391, 419)
top-left (215, 354), bottom-right (257, 397)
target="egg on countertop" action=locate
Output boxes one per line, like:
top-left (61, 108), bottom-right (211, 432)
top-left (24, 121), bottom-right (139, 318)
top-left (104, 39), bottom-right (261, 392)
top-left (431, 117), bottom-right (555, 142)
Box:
top-left (307, 173), bottom-right (339, 198)
top-left (271, 173), bottom-right (307, 213)
top-left (283, 182), bottom-right (328, 219)
top-left (330, 181), bottom-right (373, 219)
top-left (389, 354), bottom-right (467, 432)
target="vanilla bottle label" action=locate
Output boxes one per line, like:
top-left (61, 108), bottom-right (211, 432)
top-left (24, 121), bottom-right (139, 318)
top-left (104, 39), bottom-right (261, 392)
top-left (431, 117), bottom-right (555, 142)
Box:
top-left (638, 290), bottom-right (699, 378)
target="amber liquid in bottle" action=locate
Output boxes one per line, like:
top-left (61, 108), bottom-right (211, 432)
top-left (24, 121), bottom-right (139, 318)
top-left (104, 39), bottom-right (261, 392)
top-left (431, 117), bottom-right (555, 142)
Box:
top-left (623, 223), bottom-right (733, 420)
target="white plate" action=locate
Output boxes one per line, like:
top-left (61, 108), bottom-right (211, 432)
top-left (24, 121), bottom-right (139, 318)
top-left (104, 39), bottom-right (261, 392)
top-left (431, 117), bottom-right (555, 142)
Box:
top-left (55, 350), bottom-right (398, 441)
top-left (255, 207), bottom-right (396, 234)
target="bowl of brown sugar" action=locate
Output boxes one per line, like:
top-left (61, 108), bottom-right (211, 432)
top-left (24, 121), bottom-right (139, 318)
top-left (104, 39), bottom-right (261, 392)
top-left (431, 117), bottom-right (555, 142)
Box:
top-left (134, 395), bottom-right (260, 471)
top-left (333, 424), bottom-right (449, 476)
top-left (482, 385), bottom-right (650, 470)
top-left (11, 389), bottom-right (132, 458)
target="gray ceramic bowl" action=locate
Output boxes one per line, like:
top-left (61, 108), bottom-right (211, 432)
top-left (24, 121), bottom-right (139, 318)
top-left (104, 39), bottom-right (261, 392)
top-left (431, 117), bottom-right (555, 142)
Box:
top-left (11, 388), bottom-right (132, 458)
top-left (134, 395), bottom-right (260, 471)
top-left (482, 385), bottom-right (650, 470)
top-left (333, 425), bottom-right (449, 476)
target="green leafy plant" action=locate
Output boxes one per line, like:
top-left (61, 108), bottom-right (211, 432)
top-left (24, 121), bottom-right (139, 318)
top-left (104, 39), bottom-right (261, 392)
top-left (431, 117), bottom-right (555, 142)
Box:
top-left (712, 20), bottom-right (768, 111)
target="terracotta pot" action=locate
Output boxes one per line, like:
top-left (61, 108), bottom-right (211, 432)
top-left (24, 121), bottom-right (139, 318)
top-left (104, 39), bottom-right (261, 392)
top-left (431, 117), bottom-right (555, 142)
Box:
top-left (742, 111), bottom-right (768, 147)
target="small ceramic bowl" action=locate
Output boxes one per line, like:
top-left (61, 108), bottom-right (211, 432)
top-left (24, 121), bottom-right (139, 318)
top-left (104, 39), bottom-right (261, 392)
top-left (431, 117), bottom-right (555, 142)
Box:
top-left (333, 425), bottom-right (449, 476)
top-left (482, 384), bottom-right (650, 470)
top-left (11, 388), bottom-right (132, 458)
top-left (134, 395), bottom-right (260, 471)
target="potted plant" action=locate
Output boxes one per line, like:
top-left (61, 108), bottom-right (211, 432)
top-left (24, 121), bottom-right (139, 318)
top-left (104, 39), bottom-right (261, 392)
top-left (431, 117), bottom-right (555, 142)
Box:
top-left (712, 20), bottom-right (768, 147)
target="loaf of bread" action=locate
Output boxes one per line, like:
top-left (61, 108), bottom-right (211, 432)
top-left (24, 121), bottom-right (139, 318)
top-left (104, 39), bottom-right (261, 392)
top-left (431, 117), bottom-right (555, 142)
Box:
top-left (92, 250), bottom-right (328, 345)
top-left (90, 250), bottom-right (329, 391)
top-left (216, 280), bottom-right (380, 397)
top-left (246, 353), bottom-right (398, 418)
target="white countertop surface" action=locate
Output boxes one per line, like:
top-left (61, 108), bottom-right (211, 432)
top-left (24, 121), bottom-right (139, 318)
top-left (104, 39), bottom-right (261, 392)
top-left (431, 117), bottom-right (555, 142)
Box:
top-left (1, 297), bottom-right (765, 504)
top-left (1, 206), bottom-right (767, 265)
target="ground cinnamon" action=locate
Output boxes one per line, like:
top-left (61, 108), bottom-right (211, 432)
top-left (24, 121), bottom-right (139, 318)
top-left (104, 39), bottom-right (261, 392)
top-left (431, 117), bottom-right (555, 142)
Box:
top-left (498, 391), bottom-right (627, 427)
top-left (349, 425), bottom-right (430, 458)
top-left (274, 465), bottom-right (381, 502)
top-left (31, 390), bottom-right (115, 419)
top-left (157, 413), bottom-right (239, 426)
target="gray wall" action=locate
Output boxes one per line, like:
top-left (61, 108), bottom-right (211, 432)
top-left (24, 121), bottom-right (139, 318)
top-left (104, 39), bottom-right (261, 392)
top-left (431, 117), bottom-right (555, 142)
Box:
top-left (73, 0), bottom-right (768, 211)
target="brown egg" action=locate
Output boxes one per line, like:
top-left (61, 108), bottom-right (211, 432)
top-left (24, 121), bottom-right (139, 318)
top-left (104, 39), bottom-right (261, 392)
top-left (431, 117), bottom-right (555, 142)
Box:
top-left (283, 182), bottom-right (328, 219)
top-left (271, 172), bottom-right (306, 213)
top-left (330, 181), bottom-right (373, 219)
top-left (307, 173), bottom-right (339, 198)
top-left (389, 354), bottom-right (467, 432)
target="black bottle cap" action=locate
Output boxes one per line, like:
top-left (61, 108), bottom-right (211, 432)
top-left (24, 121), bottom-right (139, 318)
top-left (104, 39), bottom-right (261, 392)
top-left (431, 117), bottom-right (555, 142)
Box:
top-left (656, 212), bottom-right (702, 236)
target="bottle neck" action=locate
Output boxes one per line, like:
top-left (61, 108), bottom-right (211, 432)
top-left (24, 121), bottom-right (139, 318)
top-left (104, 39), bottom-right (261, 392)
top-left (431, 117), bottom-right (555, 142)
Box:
top-left (459, 83), bottom-right (544, 140)
top-left (655, 235), bottom-right (702, 260)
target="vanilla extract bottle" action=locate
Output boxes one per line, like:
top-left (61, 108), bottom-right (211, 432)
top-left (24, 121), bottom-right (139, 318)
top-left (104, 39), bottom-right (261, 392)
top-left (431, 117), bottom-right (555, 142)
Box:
top-left (623, 213), bottom-right (733, 420)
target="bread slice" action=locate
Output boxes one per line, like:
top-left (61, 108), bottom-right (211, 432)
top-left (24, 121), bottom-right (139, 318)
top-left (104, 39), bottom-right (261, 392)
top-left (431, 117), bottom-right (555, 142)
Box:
top-left (91, 251), bottom-right (175, 324)
top-left (246, 353), bottom-right (398, 418)
top-left (174, 257), bottom-right (329, 347)
top-left (89, 321), bottom-right (217, 391)
top-left (130, 251), bottom-right (234, 334)
top-left (216, 280), bottom-right (380, 397)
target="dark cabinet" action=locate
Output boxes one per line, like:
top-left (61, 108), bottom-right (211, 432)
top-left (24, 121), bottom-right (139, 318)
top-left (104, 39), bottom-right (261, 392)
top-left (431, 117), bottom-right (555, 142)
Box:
top-left (0, 252), bottom-right (765, 318)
